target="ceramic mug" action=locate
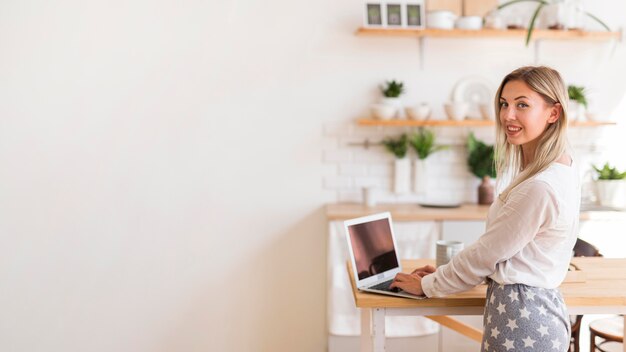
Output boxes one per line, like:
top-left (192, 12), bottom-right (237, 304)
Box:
top-left (436, 240), bottom-right (464, 267)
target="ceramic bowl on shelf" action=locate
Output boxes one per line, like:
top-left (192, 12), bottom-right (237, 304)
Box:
top-left (370, 104), bottom-right (396, 120)
top-left (456, 16), bottom-right (483, 30)
top-left (405, 103), bottom-right (431, 120)
top-left (444, 102), bottom-right (469, 121)
top-left (426, 10), bottom-right (457, 29)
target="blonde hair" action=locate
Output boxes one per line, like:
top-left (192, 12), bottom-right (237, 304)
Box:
top-left (494, 66), bottom-right (570, 201)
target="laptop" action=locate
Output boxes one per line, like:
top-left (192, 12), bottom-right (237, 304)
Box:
top-left (344, 212), bottom-right (425, 300)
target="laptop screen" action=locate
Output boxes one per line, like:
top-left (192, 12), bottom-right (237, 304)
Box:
top-left (347, 217), bottom-right (399, 280)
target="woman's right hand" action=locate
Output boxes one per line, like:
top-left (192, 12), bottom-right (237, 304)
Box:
top-left (411, 265), bottom-right (436, 277)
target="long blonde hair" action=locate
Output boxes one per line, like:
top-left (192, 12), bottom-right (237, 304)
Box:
top-left (494, 66), bottom-right (570, 201)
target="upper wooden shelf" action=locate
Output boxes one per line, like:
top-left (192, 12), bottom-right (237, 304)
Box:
top-left (357, 118), bottom-right (617, 127)
top-left (356, 27), bottom-right (622, 41)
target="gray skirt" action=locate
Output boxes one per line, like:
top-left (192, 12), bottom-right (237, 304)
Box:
top-left (481, 279), bottom-right (570, 352)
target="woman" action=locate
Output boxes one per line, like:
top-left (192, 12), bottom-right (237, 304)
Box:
top-left (390, 66), bottom-right (580, 352)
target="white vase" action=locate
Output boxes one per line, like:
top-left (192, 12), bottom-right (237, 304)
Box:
top-left (381, 97), bottom-right (403, 119)
top-left (394, 157), bottom-right (411, 194)
top-left (595, 180), bottom-right (626, 208)
top-left (413, 158), bottom-right (429, 195)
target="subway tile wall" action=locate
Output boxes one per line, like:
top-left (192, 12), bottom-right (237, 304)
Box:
top-left (322, 121), bottom-right (613, 205)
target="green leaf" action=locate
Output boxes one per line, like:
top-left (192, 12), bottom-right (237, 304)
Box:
top-left (382, 134), bottom-right (409, 159)
top-left (525, 3), bottom-right (544, 46)
top-left (467, 133), bottom-right (496, 179)
top-left (409, 129), bottom-right (446, 159)
top-left (584, 11), bottom-right (611, 31)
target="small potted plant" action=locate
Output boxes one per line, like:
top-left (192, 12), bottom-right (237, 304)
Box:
top-left (409, 129), bottom-right (447, 195)
top-left (592, 162), bottom-right (626, 208)
top-left (382, 134), bottom-right (410, 194)
top-left (467, 133), bottom-right (497, 205)
top-left (380, 80), bottom-right (405, 119)
top-left (568, 85), bottom-right (588, 121)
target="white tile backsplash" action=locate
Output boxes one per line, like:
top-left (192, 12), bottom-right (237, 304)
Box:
top-left (322, 122), bottom-right (619, 205)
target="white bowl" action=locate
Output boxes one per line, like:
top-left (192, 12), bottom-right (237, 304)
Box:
top-left (405, 103), bottom-right (431, 120)
top-left (456, 16), bottom-right (483, 30)
top-left (479, 103), bottom-right (496, 121)
top-left (370, 104), bottom-right (396, 120)
top-left (426, 10), bottom-right (457, 29)
top-left (444, 102), bottom-right (469, 121)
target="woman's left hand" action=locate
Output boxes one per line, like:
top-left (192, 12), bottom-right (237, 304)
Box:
top-left (389, 272), bottom-right (425, 296)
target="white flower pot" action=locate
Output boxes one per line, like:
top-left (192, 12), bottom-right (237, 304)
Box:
top-left (394, 157), bottom-right (411, 194)
top-left (595, 180), bottom-right (626, 208)
top-left (413, 158), bottom-right (429, 195)
top-left (381, 97), bottom-right (403, 119)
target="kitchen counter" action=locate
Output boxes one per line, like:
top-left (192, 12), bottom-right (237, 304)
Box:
top-left (326, 203), bottom-right (626, 221)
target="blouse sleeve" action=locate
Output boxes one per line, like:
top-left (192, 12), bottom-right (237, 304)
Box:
top-left (421, 179), bottom-right (559, 297)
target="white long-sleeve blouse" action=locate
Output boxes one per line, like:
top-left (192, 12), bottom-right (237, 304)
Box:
top-left (421, 162), bottom-right (581, 297)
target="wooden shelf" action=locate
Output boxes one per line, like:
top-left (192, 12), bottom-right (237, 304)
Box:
top-left (356, 27), bottom-right (622, 41)
top-left (357, 118), bottom-right (617, 127)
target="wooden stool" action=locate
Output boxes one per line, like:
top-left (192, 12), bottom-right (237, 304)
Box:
top-left (590, 316), bottom-right (623, 352)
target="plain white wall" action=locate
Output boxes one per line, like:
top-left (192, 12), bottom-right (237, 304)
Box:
top-left (1, 1), bottom-right (625, 351)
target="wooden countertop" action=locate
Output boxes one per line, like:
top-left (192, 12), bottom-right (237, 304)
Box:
top-left (349, 258), bottom-right (626, 309)
top-left (326, 203), bottom-right (626, 221)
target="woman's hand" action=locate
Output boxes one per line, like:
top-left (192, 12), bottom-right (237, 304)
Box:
top-left (411, 265), bottom-right (436, 277)
top-left (390, 272), bottom-right (425, 296)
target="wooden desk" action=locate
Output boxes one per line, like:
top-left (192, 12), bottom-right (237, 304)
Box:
top-left (349, 258), bottom-right (626, 352)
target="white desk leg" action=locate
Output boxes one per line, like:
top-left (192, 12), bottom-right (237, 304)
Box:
top-left (372, 308), bottom-right (386, 352)
top-left (360, 308), bottom-right (372, 352)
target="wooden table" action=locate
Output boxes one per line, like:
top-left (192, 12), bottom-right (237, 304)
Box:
top-left (349, 258), bottom-right (626, 352)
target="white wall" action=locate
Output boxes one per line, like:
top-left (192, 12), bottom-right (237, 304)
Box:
top-left (1, 1), bottom-right (625, 352)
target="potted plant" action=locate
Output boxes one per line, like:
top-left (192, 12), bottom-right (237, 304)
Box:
top-left (497, 0), bottom-right (611, 46)
top-left (467, 133), bottom-right (497, 205)
top-left (592, 162), bottom-right (626, 208)
top-left (568, 85), bottom-right (587, 121)
top-left (382, 134), bottom-right (410, 194)
top-left (409, 129), bottom-right (447, 195)
top-left (380, 80), bottom-right (405, 119)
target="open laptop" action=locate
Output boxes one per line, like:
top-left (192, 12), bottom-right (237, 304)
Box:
top-left (344, 212), bottom-right (425, 300)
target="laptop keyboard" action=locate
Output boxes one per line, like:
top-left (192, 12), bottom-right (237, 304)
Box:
top-left (369, 279), bottom-right (400, 293)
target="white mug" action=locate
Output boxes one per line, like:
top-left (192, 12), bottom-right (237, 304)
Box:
top-left (363, 187), bottom-right (377, 207)
top-left (436, 240), bottom-right (464, 267)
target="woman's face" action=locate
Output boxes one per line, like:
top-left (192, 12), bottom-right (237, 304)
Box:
top-left (499, 80), bottom-right (560, 150)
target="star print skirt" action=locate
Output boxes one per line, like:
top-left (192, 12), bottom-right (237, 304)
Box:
top-left (481, 279), bottom-right (570, 352)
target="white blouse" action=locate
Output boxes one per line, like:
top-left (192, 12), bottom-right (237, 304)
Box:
top-left (421, 162), bottom-right (581, 297)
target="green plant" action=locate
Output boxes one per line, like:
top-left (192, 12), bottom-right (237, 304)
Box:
top-left (497, 0), bottom-right (611, 46)
top-left (467, 133), bottom-right (497, 179)
top-left (380, 80), bottom-right (405, 98)
top-left (592, 163), bottom-right (626, 180)
top-left (382, 134), bottom-right (409, 159)
top-left (409, 129), bottom-right (447, 160)
top-left (568, 85), bottom-right (588, 108)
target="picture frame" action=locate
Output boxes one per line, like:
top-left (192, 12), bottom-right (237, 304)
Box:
top-left (386, 2), bottom-right (404, 27)
top-left (404, 0), bottom-right (425, 28)
top-left (364, 2), bottom-right (384, 27)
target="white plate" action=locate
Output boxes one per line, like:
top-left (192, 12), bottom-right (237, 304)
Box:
top-left (452, 77), bottom-right (495, 120)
